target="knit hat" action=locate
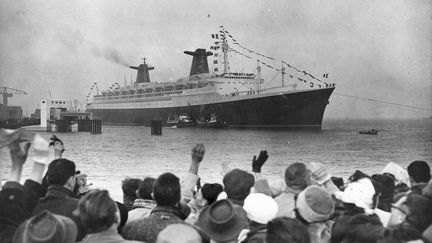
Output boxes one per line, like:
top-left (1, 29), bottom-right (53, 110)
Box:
top-left (334, 178), bottom-right (376, 211)
top-left (243, 193), bottom-right (278, 224)
top-left (196, 199), bottom-right (249, 242)
top-left (156, 223), bottom-right (202, 243)
top-left (13, 210), bottom-right (77, 243)
top-left (295, 185), bottom-right (334, 223)
top-left (223, 169), bottom-right (255, 201)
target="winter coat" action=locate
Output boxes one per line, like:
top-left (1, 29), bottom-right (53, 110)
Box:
top-left (127, 199), bottom-right (156, 223)
top-left (121, 205), bottom-right (184, 243)
top-left (32, 184), bottom-right (87, 241)
top-left (80, 228), bottom-right (142, 243)
top-left (0, 180), bottom-right (44, 243)
top-left (274, 186), bottom-right (303, 218)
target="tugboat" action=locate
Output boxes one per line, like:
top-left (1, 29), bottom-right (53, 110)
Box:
top-left (167, 113), bottom-right (195, 128)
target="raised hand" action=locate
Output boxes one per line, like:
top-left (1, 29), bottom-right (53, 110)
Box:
top-left (252, 150), bottom-right (268, 173)
top-left (50, 135), bottom-right (65, 159)
top-left (308, 162), bottom-right (331, 185)
top-left (191, 143), bottom-right (205, 163)
top-left (75, 173), bottom-right (91, 196)
top-left (189, 144), bottom-right (205, 175)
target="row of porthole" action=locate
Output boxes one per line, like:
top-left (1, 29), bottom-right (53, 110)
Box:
top-left (41, 101), bottom-right (67, 104)
top-left (227, 82), bottom-right (253, 84)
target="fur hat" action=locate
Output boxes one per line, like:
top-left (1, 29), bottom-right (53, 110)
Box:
top-left (295, 185), bottom-right (334, 223)
top-left (223, 169), bottom-right (255, 201)
top-left (13, 210), bottom-right (77, 243)
top-left (243, 193), bottom-right (278, 224)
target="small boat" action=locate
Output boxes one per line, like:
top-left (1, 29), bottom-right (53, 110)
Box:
top-left (167, 114), bottom-right (179, 127)
top-left (166, 113), bottom-right (195, 128)
top-left (197, 112), bottom-right (226, 128)
top-left (359, 129), bottom-right (378, 135)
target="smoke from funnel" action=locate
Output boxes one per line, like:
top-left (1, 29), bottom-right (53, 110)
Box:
top-left (91, 46), bottom-right (129, 67)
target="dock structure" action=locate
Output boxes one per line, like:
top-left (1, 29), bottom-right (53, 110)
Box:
top-left (40, 98), bottom-right (101, 133)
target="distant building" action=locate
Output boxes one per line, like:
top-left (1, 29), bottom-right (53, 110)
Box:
top-left (0, 104), bottom-right (23, 121)
top-left (30, 109), bottom-right (41, 119)
top-left (40, 98), bottom-right (72, 127)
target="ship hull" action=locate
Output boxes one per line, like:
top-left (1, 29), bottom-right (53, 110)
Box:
top-left (89, 88), bottom-right (334, 129)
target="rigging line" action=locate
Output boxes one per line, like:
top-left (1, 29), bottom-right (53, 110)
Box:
top-left (262, 72), bottom-right (281, 90)
top-left (334, 92), bottom-right (432, 111)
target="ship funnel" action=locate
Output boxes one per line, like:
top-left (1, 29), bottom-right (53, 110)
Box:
top-left (129, 58), bottom-right (154, 83)
top-left (184, 49), bottom-right (213, 76)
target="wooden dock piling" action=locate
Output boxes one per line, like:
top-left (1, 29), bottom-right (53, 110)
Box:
top-left (151, 119), bottom-right (162, 135)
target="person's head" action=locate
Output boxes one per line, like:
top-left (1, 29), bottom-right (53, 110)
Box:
top-left (121, 178), bottom-right (142, 198)
top-left (156, 223), bottom-right (203, 243)
top-left (196, 199), bottom-right (249, 243)
top-left (13, 210), bottom-right (77, 243)
top-left (223, 169), bottom-right (255, 205)
top-left (243, 193), bottom-right (278, 225)
top-left (294, 185), bottom-right (335, 225)
top-left (371, 173), bottom-right (395, 211)
top-left (153, 172), bottom-right (181, 207)
top-left (137, 177), bottom-right (156, 200)
top-left (266, 217), bottom-right (310, 243)
top-left (407, 160), bottom-right (431, 184)
top-left (46, 159), bottom-right (76, 191)
top-left (75, 189), bottom-right (119, 233)
top-left (378, 223), bottom-right (424, 243)
top-left (196, 183), bottom-right (224, 207)
top-left (284, 163), bottom-right (309, 190)
top-left (341, 214), bottom-right (385, 243)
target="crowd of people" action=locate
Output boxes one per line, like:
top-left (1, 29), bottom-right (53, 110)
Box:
top-left (0, 128), bottom-right (432, 243)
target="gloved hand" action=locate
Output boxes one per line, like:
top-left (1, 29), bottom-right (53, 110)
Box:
top-left (308, 162), bottom-right (331, 184)
top-left (252, 150), bottom-right (268, 173)
top-left (50, 135), bottom-right (65, 158)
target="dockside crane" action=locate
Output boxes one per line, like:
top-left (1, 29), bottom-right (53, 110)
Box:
top-left (0, 87), bottom-right (27, 107)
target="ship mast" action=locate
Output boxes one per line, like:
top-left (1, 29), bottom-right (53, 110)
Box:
top-left (221, 27), bottom-right (230, 74)
top-left (257, 60), bottom-right (261, 93)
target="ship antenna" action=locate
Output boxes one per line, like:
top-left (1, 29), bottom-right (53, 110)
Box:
top-left (281, 61), bottom-right (286, 87)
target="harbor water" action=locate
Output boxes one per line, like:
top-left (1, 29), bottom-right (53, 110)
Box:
top-left (1, 119), bottom-right (431, 202)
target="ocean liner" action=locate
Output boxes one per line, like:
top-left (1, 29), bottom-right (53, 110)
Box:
top-left (87, 27), bottom-right (335, 129)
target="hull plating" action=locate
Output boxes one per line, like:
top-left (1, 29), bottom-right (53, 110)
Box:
top-left (89, 88), bottom-right (334, 129)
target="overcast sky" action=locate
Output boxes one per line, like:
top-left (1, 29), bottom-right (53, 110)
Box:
top-left (0, 0), bottom-right (431, 119)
